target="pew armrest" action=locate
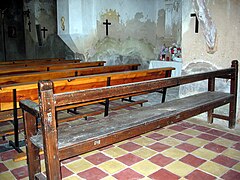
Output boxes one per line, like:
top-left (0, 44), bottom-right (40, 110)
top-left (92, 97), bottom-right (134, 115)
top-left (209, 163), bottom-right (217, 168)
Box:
top-left (20, 99), bottom-right (39, 117)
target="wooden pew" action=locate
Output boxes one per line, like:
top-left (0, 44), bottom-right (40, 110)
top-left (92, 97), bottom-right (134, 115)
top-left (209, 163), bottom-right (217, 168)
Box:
top-left (0, 67), bottom-right (173, 153)
top-left (20, 60), bottom-right (238, 179)
top-left (0, 61), bottom-right (106, 76)
top-left (0, 59), bottom-right (81, 68)
top-left (0, 63), bottom-right (139, 150)
top-left (0, 59), bottom-right (80, 67)
top-left (0, 64), bottom-right (140, 85)
top-left (0, 68), bottom-right (174, 111)
top-left (0, 58), bottom-right (65, 65)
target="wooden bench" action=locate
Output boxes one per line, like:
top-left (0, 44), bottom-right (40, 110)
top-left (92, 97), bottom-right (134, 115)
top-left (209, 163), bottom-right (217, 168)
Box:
top-left (0, 64), bottom-right (140, 85)
top-left (0, 63), bottom-right (139, 148)
top-left (20, 60), bottom-right (238, 179)
top-left (0, 61), bottom-right (105, 76)
top-left (0, 59), bottom-right (81, 68)
top-left (0, 67), bottom-right (173, 152)
top-left (0, 58), bottom-right (65, 65)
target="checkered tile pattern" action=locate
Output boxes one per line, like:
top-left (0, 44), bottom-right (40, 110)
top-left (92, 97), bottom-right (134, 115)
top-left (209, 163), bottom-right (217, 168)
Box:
top-left (0, 101), bottom-right (240, 179)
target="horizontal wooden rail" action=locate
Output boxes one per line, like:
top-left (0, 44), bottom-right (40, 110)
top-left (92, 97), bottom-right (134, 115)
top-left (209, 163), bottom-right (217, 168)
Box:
top-left (54, 67), bottom-right (235, 106)
top-left (0, 64), bottom-right (140, 85)
top-left (0, 61), bottom-right (106, 76)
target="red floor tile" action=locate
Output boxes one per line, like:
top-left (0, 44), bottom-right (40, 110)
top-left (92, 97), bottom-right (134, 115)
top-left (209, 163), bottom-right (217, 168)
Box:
top-left (222, 133), bottom-right (240, 141)
top-left (180, 154), bottom-right (206, 167)
top-left (148, 169), bottom-right (180, 180)
top-left (113, 168), bottom-right (144, 180)
top-left (192, 125), bottom-right (211, 132)
top-left (179, 121), bottom-right (196, 128)
top-left (171, 133), bottom-right (192, 141)
top-left (0, 163), bottom-right (8, 173)
top-left (61, 166), bottom-right (74, 178)
top-left (221, 170), bottom-right (240, 180)
top-left (119, 142), bottom-right (142, 152)
top-left (197, 133), bottom-right (218, 141)
top-left (185, 169), bottom-right (216, 180)
top-left (116, 153), bottom-right (143, 166)
top-left (147, 142), bottom-right (171, 152)
top-left (206, 129), bottom-right (226, 136)
top-left (232, 142), bottom-right (240, 151)
top-left (146, 133), bottom-right (167, 140)
top-left (11, 166), bottom-right (28, 179)
top-left (212, 155), bottom-right (238, 168)
top-left (0, 149), bottom-right (18, 161)
top-left (169, 125), bottom-right (187, 131)
top-left (203, 142), bottom-right (227, 153)
top-left (85, 152), bottom-right (112, 165)
top-left (176, 143), bottom-right (199, 152)
top-left (149, 154), bottom-right (174, 167)
top-left (77, 167), bottom-right (108, 180)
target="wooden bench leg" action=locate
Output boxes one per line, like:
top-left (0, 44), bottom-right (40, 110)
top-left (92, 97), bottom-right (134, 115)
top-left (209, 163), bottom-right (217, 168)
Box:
top-left (229, 100), bottom-right (236, 128)
top-left (23, 111), bottom-right (40, 180)
top-left (207, 109), bottom-right (214, 124)
top-left (229, 60), bottom-right (238, 128)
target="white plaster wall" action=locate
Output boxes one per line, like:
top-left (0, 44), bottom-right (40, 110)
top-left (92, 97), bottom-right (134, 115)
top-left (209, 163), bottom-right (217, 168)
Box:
top-left (56, 0), bottom-right (181, 58)
top-left (182, 0), bottom-right (240, 68)
top-left (182, 0), bottom-right (240, 123)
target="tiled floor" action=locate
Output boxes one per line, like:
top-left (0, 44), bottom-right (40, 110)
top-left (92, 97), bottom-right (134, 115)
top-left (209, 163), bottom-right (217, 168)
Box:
top-left (0, 98), bottom-right (240, 179)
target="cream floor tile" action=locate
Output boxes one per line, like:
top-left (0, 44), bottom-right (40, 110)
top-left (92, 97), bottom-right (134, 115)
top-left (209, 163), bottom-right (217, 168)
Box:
top-left (162, 148), bottom-right (188, 160)
top-left (4, 159), bottom-right (27, 170)
top-left (132, 147), bottom-right (157, 159)
top-left (159, 137), bottom-right (182, 146)
top-left (213, 137), bottom-right (236, 148)
top-left (133, 137), bottom-right (156, 146)
top-left (101, 175), bottom-right (117, 180)
top-left (199, 161), bottom-right (228, 177)
top-left (65, 159), bottom-right (93, 173)
top-left (98, 160), bottom-right (126, 174)
top-left (165, 161), bottom-right (195, 177)
top-left (181, 129), bottom-right (202, 136)
top-left (222, 148), bottom-right (240, 161)
top-left (103, 147), bottom-right (128, 158)
top-left (81, 150), bottom-right (99, 158)
top-left (233, 162), bottom-right (240, 172)
top-left (191, 148), bottom-right (218, 160)
top-left (0, 171), bottom-right (16, 180)
top-left (186, 138), bottom-right (209, 147)
top-left (131, 160), bottom-right (159, 176)
top-left (155, 128), bottom-right (178, 136)
top-left (63, 175), bottom-right (82, 180)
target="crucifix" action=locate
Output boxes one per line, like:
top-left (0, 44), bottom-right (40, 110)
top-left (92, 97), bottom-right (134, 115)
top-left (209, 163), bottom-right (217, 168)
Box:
top-left (41, 27), bottom-right (48, 38)
top-left (190, 13), bottom-right (199, 33)
top-left (103, 19), bottom-right (111, 36)
top-left (28, 20), bottom-right (31, 32)
top-left (23, 9), bottom-right (30, 18)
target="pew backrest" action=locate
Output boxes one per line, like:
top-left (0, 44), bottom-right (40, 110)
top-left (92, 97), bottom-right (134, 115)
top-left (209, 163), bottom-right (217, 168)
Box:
top-left (0, 67), bottom-right (174, 111)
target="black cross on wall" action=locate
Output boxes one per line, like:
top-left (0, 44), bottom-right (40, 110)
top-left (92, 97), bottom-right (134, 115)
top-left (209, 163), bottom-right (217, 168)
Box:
top-left (28, 21), bottom-right (31, 32)
top-left (190, 13), bottom-right (199, 33)
top-left (103, 19), bottom-right (111, 36)
top-left (41, 27), bottom-right (48, 38)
